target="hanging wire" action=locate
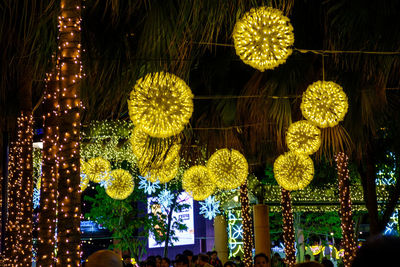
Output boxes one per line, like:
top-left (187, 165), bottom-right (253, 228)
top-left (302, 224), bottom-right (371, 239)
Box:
top-left (322, 52), bottom-right (325, 82)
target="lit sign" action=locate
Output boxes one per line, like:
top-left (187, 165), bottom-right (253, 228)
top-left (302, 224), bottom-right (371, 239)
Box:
top-left (81, 220), bottom-right (106, 234)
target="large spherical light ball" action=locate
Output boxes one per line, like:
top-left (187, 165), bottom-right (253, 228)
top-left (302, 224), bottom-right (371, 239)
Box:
top-left (106, 169), bottom-right (134, 200)
top-left (182, 166), bottom-right (216, 201)
top-left (86, 157), bottom-right (111, 183)
top-left (140, 156), bottom-right (180, 184)
top-left (232, 6), bottom-right (294, 71)
top-left (273, 151), bottom-right (314, 191)
top-left (130, 127), bottom-right (181, 166)
top-left (207, 149), bottom-right (248, 190)
top-left (286, 120), bottom-right (321, 155)
top-left (128, 72), bottom-right (194, 138)
top-left (301, 81), bottom-right (348, 128)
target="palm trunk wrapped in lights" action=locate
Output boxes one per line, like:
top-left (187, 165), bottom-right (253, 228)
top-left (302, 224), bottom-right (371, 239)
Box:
top-left (239, 179), bottom-right (253, 267)
top-left (335, 152), bottom-right (356, 267)
top-left (37, 72), bottom-right (59, 267)
top-left (56, 0), bottom-right (82, 265)
top-left (281, 188), bottom-right (296, 267)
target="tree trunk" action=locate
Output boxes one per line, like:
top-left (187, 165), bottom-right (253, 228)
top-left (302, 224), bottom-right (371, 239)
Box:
top-left (281, 188), bottom-right (296, 267)
top-left (163, 193), bottom-right (178, 258)
top-left (335, 152), bottom-right (356, 267)
top-left (240, 180), bottom-right (253, 267)
top-left (37, 73), bottom-right (59, 267)
top-left (56, 0), bottom-right (82, 265)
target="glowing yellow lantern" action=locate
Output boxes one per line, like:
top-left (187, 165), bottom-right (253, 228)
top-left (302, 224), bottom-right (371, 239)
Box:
top-left (273, 151), bottom-right (314, 191)
top-left (232, 6), bottom-right (294, 71)
top-left (286, 120), bottom-right (321, 155)
top-left (106, 169), bottom-right (134, 200)
top-left (140, 156), bottom-right (180, 184)
top-left (128, 72), bottom-right (194, 138)
top-left (300, 81), bottom-right (348, 128)
top-left (86, 157), bottom-right (111, 183)
top-left (207, 149), bottom-right (248, 190)
top-left (130, 127), bottom-right (181, 166)
top-left (182, 166), bottom-right (216, 201)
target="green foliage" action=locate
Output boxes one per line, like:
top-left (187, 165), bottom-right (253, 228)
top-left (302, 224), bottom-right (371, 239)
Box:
top-left (302, 212), bottom-right (342, 240)
top-left (84, 185), bottom-right (153, 259)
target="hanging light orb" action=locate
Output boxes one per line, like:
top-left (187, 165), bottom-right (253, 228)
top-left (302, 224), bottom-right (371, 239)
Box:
top-left (130, 127), bottom-right (181, 166)
top-left (86, 157), bottom-right (111, 183)
top-left (232, 6), bottom-right (294, 71)
top-left (207, 149), bottom-right (248, 190)
top-left (300, 81), bottom-right (348, 128)
top-left (182, 166), bottom-right (216, 201)
top-left (273, 151), bottom-right (314, 191)
top-left (128, 72), bottom-right (194, 138)
top-left (286, 120), bottom-right (321, 155)
top-left (106, 169), bottom-right (134, 200)
top-left (140, 156), bottom-right (180, 184)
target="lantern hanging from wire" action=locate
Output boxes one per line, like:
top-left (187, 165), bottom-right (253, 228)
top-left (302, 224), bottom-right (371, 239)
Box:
top-left (106, 169), bottom-right (134, 200)
top-left (207, 149), bottom-right (248, 190)
top-left (182, 166), bottom-right (216, 201)
top-left (86, 157), bottom-right (111, 183)
top-left (128, 72), bottom-right (194, 138)
top-left (273, 151), bottom-right (314, 191)
top-left (300, 81), bottom-right (348, 128)
top-left (286, 120), bottom-right (321, 155)
top-left (232, 6), bottom-right (294, 71)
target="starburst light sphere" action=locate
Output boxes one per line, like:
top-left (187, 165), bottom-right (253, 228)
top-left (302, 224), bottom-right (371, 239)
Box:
top-left (286, 120), bottom-right (321, 155)
top-left (182, 166), bottom-right (216, 201)
top-left (130, 127), bottom-right (181, 166)
top-left (140, 156), bottom-right (180, 183)
top-left (300, 81), bottom-right (348, 128)
top-left (232, 7), bottom-right (294, 71)
top-left (128, 72), bottom-right (194, 138)
top-left (207, 149), bottom-right (248, 190)
top-left (86, 157), bottom-right (111, 183)
top-left (106, 169), bottom-right (134, 200)
top-left (273, 151), bottom-right (314, 191)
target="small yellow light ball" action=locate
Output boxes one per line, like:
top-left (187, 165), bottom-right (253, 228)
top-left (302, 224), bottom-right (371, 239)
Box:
top-left (128, 72), bottom-right (194, 138)
top-left (233, 6), bottom-right (294, 71)
top-left (86, 157), bottom-right (111, 183)
top-left (182, 166), bottom-right (216, 201)
top-left (207, 149), bottom-right (248, 190)
top-left (130, 127), bottom-right (180, 167)
top-left (286, 120), bottom-right (321, 155)
top-left (300, 81), bottom-right (348, 128)
top-left (273, 151), bottom-right (314, 191)
top-left (140, 156), bottom-right (180, 184)
top-left (106, 169), bottom-right (134, 200)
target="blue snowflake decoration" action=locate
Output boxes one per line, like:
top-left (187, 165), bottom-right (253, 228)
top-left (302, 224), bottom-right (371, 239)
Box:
top-left (199, 196), bottom-right (220, 220)
top-left (384, 209), bottom-right (399, 235)
top-left (33, 187), bottom-right (40, 209)
top-left (138, 175), bottom-right (160, 195)
top-left (158, 189), bottom-right (174, 212)
top-left (99, 173), bottom-right (111, 189)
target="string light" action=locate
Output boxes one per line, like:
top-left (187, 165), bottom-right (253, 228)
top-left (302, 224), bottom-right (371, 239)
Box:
top-left (232, 6), bottom-right (294, 71)
top-left (182, 166), bottom-right (215, 201)
top-left (105, 169), bottom-right (134, 200)
top-left (286, 120), bottom-right (321, 155)
top-left (300, 81), bottom-right (348, 128)
top-left (281, 188), bottom-right (296, 267)
top-left (239, 180), bottom-right (253, 267)
top-left (335, 152), bottom-right (356, 267)
top-left (128, 72), bottom-right (194, 138)
top-left (56, 0), bottom-right (83, 265)
top-left (207, 149), bottom-right (248, 190)
top-left (140, 156), bottom-right (180, 184)
top-left (273, 151), bottom-right (314, 191)
top-left (86, 157), bottom-right (111, 183)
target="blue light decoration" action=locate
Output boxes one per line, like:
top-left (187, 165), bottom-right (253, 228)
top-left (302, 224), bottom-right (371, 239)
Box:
top-left (199, 196), bottom-right (220, 220)
top-left (138, 175), bottom-right (160, 195)
top-left (33, 187), bottom-right (40, 209)
top-left (80, 220), bottom-right (106, 234)
top-left (227, 210), bottom-right (244, 257)
top-left (158, 189), bottom-right (174, 213)
top-left (376, 151), bottom-right (396, 186)
top-left (384, 209), bottom-right (399, 236)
